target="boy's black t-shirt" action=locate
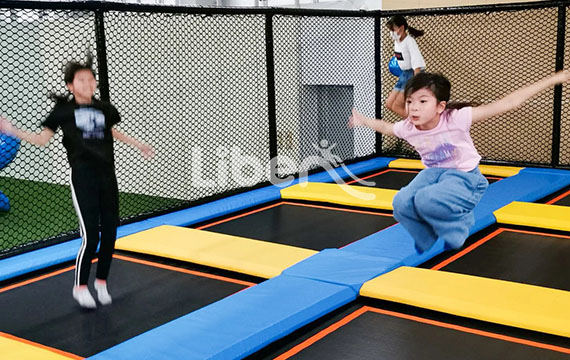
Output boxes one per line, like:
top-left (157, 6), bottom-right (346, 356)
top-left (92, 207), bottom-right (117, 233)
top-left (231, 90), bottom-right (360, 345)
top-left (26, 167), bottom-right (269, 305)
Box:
top-left (42, 99), bottom-right (120, 168)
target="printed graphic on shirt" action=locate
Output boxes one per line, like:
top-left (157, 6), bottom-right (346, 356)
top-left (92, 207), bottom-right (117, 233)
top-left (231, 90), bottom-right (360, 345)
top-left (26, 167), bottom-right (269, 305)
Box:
top-left (75, 108), bottom-right (105, 139)
top-left (394, 51), bottom-right (404, 60)
top-left (423, 142), bottom-right (458, 167)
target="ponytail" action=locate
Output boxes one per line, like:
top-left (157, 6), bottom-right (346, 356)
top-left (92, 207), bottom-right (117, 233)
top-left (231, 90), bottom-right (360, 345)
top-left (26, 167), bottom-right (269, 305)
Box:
top-left (386, 15), bottom-right (424, 38)
top-left (408, 26), bottom-right (424, 38)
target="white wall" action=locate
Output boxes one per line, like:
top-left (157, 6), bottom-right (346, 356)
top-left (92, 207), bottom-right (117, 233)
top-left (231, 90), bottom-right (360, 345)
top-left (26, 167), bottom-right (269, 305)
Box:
top-left (105, 12), bottom-right (269, 199)
top-left (1, 8), bottom-right (376, 200)
top-left (0, 11), bottom-right (96, 185)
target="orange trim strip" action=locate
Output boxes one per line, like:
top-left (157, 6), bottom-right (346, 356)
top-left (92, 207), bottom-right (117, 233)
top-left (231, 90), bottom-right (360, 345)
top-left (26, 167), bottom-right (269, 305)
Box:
top-left (1, 254), bottom-right (255, 294)
top-left (281, 201), bottom-right (392, 217)
top-left (546, 189), bottom-right (570, 205)
top-left (113, 254), bottom-right (256, 287)
top-left (432, 226), bottom-right (570, 271)
top-left (365, 307), bottom-right (570, 355)
top-left (431, 228), bottom-right (505, 270)
top-left (0, 258), bottom-right (102, 294)
top-left (196, 202), bottom-right (284, 229)
top-left (0, 331), bottom-right (84, 359)
top-left (197, 200), bottom-right (392, 230)
top-left (0, 265), bottom-right (76, 294)
top-left (274, 306), bottom-right (570, 359)
top-left (274, 307), bottom-right (369, 359)
top-left (505, 227), bottom-right (570, 240)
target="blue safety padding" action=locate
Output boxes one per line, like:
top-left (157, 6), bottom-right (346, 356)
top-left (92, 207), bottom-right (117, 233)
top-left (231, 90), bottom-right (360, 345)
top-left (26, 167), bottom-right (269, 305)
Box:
top-left (478, 167), bottom-right (570, 211)
top-left (88, 275), bottom-right (356, 360)
top-left (282, 249), bottom-right (402, 293)
top-left (299, 157), bottom-right (395, 184)
top-left (0, 239), bottom-right (82, 281)
top-left (0, 157), bottom-right (393, 282)
top-left (342, 224), bottom-right (424, 263)
top-left (344, 167), bottom-right (570, 267)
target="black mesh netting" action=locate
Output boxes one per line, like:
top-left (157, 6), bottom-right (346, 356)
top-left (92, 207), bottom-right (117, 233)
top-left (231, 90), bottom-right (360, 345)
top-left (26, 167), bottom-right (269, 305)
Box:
top-left (381, 7), bottom-right (559, 164)
top-left (0, 8), bottom-right (99, 254)
top-left (0, 2), bottom-right (567, 257)
top-left (560, 6), bottom-right (570, 165)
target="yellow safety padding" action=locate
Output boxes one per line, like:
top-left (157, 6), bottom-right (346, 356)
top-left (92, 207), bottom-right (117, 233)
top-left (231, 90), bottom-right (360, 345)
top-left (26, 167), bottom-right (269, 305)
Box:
top-left (388, 158), bottom-right (425, 170)
top-left (280, 182), bottom-right (398, 210)
top-left (360, 267), bottom-right (570, 338)
top-left (0, 333), bottom-right (78, 360)
top-left (494, 201), bottom-right (570, 231)
top-left (388, 158), bottom-right (522, 177)
top-left (116, 225), bottom-right (317, 279)
top-left (478, 164), bottom-right (523, 177)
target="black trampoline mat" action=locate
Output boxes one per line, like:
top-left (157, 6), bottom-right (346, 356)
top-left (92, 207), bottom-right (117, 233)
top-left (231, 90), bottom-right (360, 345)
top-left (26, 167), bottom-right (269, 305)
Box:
top-left (198, 202), bottom-right (396, 250)
top-left (436, 228), bottom-right (570, 291)
top-left (348, 169), bottom-right (501, 190)
top-left (276, 307), bottom-right (570, 360)
top-left (0, 255), bottom-right (249, 357)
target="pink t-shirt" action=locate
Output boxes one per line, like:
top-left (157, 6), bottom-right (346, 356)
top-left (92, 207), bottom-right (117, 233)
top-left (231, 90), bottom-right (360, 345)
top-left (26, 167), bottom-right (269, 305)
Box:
top-left (392, 107), bottom-right (481, 171)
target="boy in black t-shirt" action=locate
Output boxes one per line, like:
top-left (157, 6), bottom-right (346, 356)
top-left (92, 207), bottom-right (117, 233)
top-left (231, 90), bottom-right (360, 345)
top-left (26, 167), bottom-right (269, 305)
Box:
top-left (0, 57), bottom-right (153, 309)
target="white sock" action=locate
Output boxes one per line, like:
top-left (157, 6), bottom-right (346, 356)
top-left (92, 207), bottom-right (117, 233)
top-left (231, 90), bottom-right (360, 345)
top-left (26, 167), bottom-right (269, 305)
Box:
top-left (73, 286), bottom-right (97, 309)
top-left (94, 279), bottom-right (112, 305)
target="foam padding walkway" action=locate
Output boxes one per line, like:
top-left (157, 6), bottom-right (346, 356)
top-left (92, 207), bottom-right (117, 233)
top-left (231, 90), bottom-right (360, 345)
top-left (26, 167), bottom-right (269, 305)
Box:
top-left (280, 182), bottom-right (397, 210)
top-left (389, 158), bottom-right (523, 177)
top-left (1, 333), bottom-right (79, 360)
top-left (360, 266), bottom-right (570, 338)
top-left (115, 225), bottom-right (317, 279)
top-left (494, 201), bottom-right (570, 231)
top-left (92, 165), bottom-right (570, 359)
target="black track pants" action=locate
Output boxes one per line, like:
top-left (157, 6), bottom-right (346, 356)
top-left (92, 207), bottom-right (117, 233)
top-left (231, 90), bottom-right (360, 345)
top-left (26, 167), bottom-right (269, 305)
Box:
top-left (70, 165), bottom-right (119, 286)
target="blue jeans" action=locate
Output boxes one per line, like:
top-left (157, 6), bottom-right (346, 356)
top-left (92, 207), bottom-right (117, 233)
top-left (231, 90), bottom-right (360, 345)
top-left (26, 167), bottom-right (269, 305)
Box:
top-left (393, 69), bottom-right (415, 92)
top-left (392, 167), bottom-right (488, 253)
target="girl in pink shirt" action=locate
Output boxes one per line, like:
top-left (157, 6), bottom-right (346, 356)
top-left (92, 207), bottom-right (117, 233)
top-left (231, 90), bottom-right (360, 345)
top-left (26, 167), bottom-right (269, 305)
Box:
top-left (350, 71), bottom-right (570, 253)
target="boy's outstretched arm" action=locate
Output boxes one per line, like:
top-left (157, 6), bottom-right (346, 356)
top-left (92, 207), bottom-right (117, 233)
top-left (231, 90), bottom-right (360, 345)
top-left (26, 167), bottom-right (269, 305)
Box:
top-left (112, 128), bottom-right (155, 159)
top-left (0, 117), bottom-right (54, 146)
top-left (472, 70), bottom-right (570, 124)
top-left (349, 109), bottom-right (395, 136)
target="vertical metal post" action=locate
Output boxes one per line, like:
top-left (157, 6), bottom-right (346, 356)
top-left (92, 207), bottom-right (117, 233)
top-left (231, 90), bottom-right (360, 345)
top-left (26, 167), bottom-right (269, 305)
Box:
top-left (374, 14), bottom-right (382, 155)
top-left (266, 14), bottom-right (278, 166)
top-left (95, 9), bottom-right (110, 102)
top-left (552, 5), bottom-right (565, 167)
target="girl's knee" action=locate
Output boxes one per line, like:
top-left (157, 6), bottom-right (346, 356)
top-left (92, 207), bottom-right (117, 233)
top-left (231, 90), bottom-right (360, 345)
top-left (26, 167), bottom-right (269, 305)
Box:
top-left (393, 190), bottom-right (413, 212)
top-left (414, 189), bottom-right (449, 218)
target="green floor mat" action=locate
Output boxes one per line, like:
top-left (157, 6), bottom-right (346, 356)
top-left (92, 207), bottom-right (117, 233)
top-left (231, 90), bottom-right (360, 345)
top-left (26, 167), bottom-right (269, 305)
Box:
top-left (0, 177), bottom-right (183, 253)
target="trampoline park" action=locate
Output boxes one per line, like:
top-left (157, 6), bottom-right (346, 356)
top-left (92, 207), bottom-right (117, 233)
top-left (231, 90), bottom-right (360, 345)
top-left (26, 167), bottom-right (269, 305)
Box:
top-left (1, 0), bottom-right (570, 359)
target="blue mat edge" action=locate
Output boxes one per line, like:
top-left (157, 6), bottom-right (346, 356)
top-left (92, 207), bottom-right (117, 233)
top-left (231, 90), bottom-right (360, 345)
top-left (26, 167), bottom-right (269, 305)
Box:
top-left (0, 157), bottom-right (394, 282)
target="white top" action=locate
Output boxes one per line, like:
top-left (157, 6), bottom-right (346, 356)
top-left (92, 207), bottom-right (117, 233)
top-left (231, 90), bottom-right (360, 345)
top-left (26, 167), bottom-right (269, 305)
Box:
top-left (393, 35), bottom-right (425, 71)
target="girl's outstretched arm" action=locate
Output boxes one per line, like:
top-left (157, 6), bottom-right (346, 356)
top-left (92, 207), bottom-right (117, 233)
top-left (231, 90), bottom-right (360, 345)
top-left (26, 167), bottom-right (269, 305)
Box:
top-left (112, 128), bottom-right (155, 159)
top-left (0, 117), bottom-right (54, 146)
top-left (349, 109), bottom-right (395, 136)
top-left (472, 70), bottom-right (570, 123)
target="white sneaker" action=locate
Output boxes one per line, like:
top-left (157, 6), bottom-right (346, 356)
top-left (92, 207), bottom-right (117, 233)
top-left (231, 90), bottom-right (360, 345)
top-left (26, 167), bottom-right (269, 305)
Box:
top-left (94, 280), bottom-right (112, 305)
top-left (73, 286), bottom-right (97, 309)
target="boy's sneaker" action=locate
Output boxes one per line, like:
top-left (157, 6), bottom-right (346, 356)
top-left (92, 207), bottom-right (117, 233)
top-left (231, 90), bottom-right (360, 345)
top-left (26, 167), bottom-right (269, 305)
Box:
top-left (73, 286), bottom-right (97, 309)
top-left (94, 280), bottom-right (112, 305)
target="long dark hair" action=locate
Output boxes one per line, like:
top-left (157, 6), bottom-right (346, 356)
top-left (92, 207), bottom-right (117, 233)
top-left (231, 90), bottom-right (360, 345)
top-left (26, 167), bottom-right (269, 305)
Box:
top-left (386, 15), bottom-right (424, 38)
top-left (404, 72), bottom-right (477, 110)
top-left (49, 54), bottom-right (97, 105)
